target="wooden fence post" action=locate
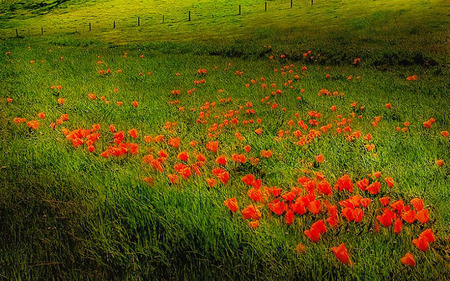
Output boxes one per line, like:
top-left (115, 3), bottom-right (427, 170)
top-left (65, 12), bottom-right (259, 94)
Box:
top-left (41, 27), bottom-right (43, 35)
top-left (138, 16), bottom-right (140, 26)
top-left (89, 22), bottom-right (91, 31)
top-left (311, 0), bottom-right (313, 6)
top-left (291, 0), bottom-right (293, 8)
top-left (239, 5), bottom-right (241, 15)
top-left (113, 21), bottom-right (115, 29)
top-left (265, 2), bottom-right (267, 12)
top-left (15, 29), bottom-right (18, 37)
top-left (188, 11), bottom-right (191, 21)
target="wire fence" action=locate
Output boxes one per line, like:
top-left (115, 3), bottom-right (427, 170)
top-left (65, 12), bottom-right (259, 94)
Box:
top-left (1, 0), bottom-right (316, 39)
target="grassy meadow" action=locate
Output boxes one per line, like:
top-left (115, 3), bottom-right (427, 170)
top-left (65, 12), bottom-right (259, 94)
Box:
top-left (0, 0), bottom-right (449, 280)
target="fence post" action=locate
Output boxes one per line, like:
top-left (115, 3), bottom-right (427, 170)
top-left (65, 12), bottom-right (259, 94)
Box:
top-left (113, 21), bottom-right (115, 29)
top-left (188, 11), bottom-right (191, 21)
top-left (239, 5), bottom-right (241, 15)
top-left (162, 15), bottom-right (165, 23)
top-left (138, 16), bottom-right (140, 26)
top-left (291, 0), bottom-right (293, 8)
top-left (265, 2), bottom-right (267, 12)
top-left (89, 22), bottom-right (91, 31)
top-left (41, 27), bottom-right (43, 35)
top-left (15, 29), bottom-right (18, 37)
top-left (311, 0), bottom-right (313, 6)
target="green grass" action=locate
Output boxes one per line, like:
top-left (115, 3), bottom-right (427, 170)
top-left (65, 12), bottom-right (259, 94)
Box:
top-left (1, 0), bottom-right (449, 65)
top-left (0, 0), bottom-right (449, 280)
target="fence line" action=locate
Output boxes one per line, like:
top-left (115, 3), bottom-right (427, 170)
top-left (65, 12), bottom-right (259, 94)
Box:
top-left (3, 0), bottom-right (315, 39)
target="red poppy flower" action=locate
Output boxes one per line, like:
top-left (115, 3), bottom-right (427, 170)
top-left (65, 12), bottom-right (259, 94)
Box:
top-left (308, 200), bottom-right (321, 215)
top-left (315, 154), bottom-right (324, 163)
top-left (331, 243), bottom-right (352, 266)
top-left (385, 177), bottom-right (394, 188)
top-left (304, 228), bottom-right (321, 243)
top-left (379, 197), bottom-right (390, 206)
top-left (334, 174), bottom-right (353, 193)
top-left (142, 177), bottom-right (154, 186)
top-left (248, 188), bottom-right (264, 203)
top-left (206, 141), bottom-right (219, 153)
top-left (154, 135), bottom-right (165, 143)
top-left (341, 207), bottom-right (354, 222)
top-left (260, 150), bottom-right (273, 158)
top-left (295, 242), bottom-right (306, 254)
top-left (356, 178), bottom-right (369, 192)
top-left (410, 198), bottom-right (424, 211)
top-left (416, 209), bottom-right (429, 224)
top-left (168, 174), bottom-right (179, 184)
top-left (26, 120), bottom-right (39, 130)
top-left (377, 209), bottom-right (394, 227)
top-left (128, 128), bottom-right (138, 139)
top-left (311, 220), bottom-right (327, 235)
top-left (249, 220), bottom-right (259, 229)
top-left (168, 137), bottom-right (180, 148)
top-left (282, 191), bottom-right (296, 202)
top-left (419, 229), bottom-right (435, 243)
top-left (216, 155), bottom-right (227, 166)
top-left (268, 199), bottom-right (287, 216)
top-left (412, 236), bottom-right (429, 252)
top-left (360, 198), bottom-right (371, 208)
top-left (367, 181), bottom-right (381, 195)
top-left (402, 209), bottom-right (416, 224)
top-left (224, 198), bottom-right (238, 212)
top-left (213, 168), bottom-right (230, 185)
top-left (242, 205), bottom-right (261, 220)
top-left (400, 252), bottom-right (415, 267)
top-left (353, 208), bottom-right (364, 222)
top-left (285, 210), bottom-right (294, 225)
top-left (240, 174), bottom-right (255, 186)
top-left (393, 218), bottom-right (403, 234)
top-left (232, 153), bottom-right (246, 163)
top-left (291, 200), bottom-right (306, 215)
top-left (267, 187), bottom-right (281, 198)
top-left (390, 200), bottom-right (404, 212)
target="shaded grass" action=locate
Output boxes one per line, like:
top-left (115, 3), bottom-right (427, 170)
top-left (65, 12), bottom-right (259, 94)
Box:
top-left (0, 38), bottom-right (449, 280)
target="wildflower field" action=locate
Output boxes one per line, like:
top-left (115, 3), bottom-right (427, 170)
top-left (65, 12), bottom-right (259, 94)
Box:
top-left (0, 0), bottom-right (449, 280)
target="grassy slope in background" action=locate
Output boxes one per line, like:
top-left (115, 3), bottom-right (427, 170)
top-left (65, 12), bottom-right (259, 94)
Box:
top-left (1, 0), bottom-right (448, 63)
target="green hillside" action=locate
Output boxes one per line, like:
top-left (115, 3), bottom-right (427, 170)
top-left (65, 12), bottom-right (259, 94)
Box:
top-left (1, 0), bottom-right (449, 63)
